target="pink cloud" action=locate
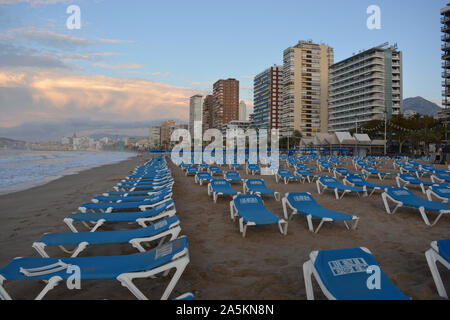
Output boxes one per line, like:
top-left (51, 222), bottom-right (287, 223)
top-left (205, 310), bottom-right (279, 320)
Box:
top-left (0, 69), bottom-right (197, 127)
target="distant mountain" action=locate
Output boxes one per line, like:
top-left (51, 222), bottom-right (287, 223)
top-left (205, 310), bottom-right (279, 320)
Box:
top-left (401, 97), bottom-right (442, 117)
top-left (0, 137), bottom-right (27, 149)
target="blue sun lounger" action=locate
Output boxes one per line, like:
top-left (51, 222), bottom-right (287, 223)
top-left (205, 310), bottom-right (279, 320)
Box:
top-left (224, 171), bottom-right (243, 184)
top-left (64, 200), bottom-right (177, 232)
top-left (194, 172), bottom-right (214, 185)
top-left (207, 179), bottom-right (240, 203)
top-left (113, 180), bottom-right (174, 192)
top-left (79, 193), bottom-right (172, 213)
top-left (33, 216), bottom-right (181, 258)
top-left (92, 189), bottom-right (172, 203)
top-left (395, 173), bottom-right (436, 194)
top-left (0, 236), bottom-right (189, 300)
top-left (282, 193), bottom-right (359, 233)
top-left (116, 177), bottom-right (174, 188)
top-left (361, 166), bottom-right (396, 181)
top-left (275, 169), bottom-right (301, 184)
top-left (426, 185), bottom-right (450, 203)
top-left (246, 164), bottom-right (261, 175)
top-left (295, 169), bottom-right (319, 183)
top-left (244, 179), bottom-right (280, 201)
top-left (185, 166), bottom-right (199, 176)
top-left (431, 170), bottom-right (450, 183)
top-left (381, 187), bottom-right (450, 226)
top-left (207, 165), bottom-right (223, 176)
top-left (425, 239), bottom-right (450, 299)
top-left (102, 185), bottom-right (172, 197)
top-left (316, 176), bottom-right (364, 200)
top-left (333, 167), bottom-right (354, 178)
top-left (302, 247), bottom-right (409, 300)
top-left (230, 194), bottom-right (287, 237)
top-left (343, 175), bottom-right (390, 197)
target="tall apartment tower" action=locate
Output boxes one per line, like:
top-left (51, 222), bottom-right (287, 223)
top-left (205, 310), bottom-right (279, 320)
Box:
top-left (442, 4), bottom-right (450, 109)
top-left (328, 43), bottom-right (402, 132)
top-left (239, 100), bottom-right (247, 121)
top-left (280, 40), bottom-right (334, 137)
top-left (253, 65), bottom-right (282, 130)
top-left (441, 4), bottom-right (450, 140)
top-left (189, 94), bottom-right (203, 138)
top-left (212, 78), bottom-right (239, 130)
top-left (202, 94), bottom-right (215, 132)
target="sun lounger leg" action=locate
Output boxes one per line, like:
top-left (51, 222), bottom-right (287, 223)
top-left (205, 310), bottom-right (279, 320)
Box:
top-left (274, 192), bottom-right (281, 201)
top-left (35, 276), bottom-right (63, 300)
top-left (303, 261), bottom-right (315, 300)
top-left (425, 249), bottom-right (448, 298)
top-left (418, 207), bottom-right (432, 226)
top-left (278, 220), bottom-right (288, 235)
top-left (0, 276), bottom-right (12, 300)
top-left (315, 220), bottom-right (325, 234)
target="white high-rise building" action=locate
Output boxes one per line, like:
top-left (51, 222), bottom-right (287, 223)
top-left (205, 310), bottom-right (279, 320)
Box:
top-left (328, 43), bottom-right (402, 132)
top-left (239, 100), bottom-right (247, 121)
top-left (189, 94), bottom-right (203, 138)
top-left (149, 126), bottom-right (161, 147)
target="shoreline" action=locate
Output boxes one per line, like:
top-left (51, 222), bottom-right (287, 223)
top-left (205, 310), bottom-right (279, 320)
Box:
top-left (0, 151), bottom-right (138, 196)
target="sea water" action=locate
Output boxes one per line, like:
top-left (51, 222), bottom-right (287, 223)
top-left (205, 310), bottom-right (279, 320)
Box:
top-left (0, 150), bottom-right (136, 195)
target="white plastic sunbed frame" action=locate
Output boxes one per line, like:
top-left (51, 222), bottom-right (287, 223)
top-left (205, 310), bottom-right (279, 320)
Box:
top-left (33, 220), bottom-right (182, 258)
top-left (425, 241), bottom-right (450, 299)
top-left (381, 191), bottom-right (449, 227)
top-left (426, 187), bottom-right (450, 203)
top-left (207, 182), bottom-right (240, 203)
top-left (281, 192), bottom-right (359, 234)
top-left (395, 175), bottom-right (426, 194)
top-left (63, 202), bottom-right (177, 233)
top-left (316, 179), bottom-right (361, 200)
top-left (243, 180), bottom-right (281, 201)
top-left (229, 196), bottom-right (288, 238)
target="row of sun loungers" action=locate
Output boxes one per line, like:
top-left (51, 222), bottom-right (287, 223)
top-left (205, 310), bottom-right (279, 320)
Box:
top-left (0, 156), bottom-right (191, 300)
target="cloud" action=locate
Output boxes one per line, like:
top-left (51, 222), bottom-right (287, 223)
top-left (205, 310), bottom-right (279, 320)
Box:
top-left (0, 42), bottom-right (70, 69)
top-left (7, 27), bottom-right (125, 50)
top-left (93, 62), bottom-right (144, 70)
top-left (0, 69), bottom-right (197, 129)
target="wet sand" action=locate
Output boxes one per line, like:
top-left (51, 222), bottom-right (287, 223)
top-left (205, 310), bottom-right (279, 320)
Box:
top-left (0, 154), bottom-right (448, 299)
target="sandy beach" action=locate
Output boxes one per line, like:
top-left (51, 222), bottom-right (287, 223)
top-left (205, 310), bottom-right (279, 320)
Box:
top-left (0, 154), bottom-right (449, 300)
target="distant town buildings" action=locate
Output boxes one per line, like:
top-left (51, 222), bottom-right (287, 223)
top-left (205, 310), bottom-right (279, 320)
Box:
top-left (160, 120), bottom-right (176, 146)
top-left (328, 43), bottom-right (402, 132)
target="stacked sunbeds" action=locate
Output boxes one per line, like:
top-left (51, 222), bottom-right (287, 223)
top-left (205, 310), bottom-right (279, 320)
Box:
top-left (0, 155), bottom-right (192, 300)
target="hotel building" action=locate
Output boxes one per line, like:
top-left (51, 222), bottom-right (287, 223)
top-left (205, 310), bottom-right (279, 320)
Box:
top-left (280, 40), bottom-right (334, 137)
top-left (328, 43), bottom-right (402, 132)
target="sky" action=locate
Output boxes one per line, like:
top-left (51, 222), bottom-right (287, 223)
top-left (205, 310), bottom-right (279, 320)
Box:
top-left (0, 0), bottom-right (447, 134)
